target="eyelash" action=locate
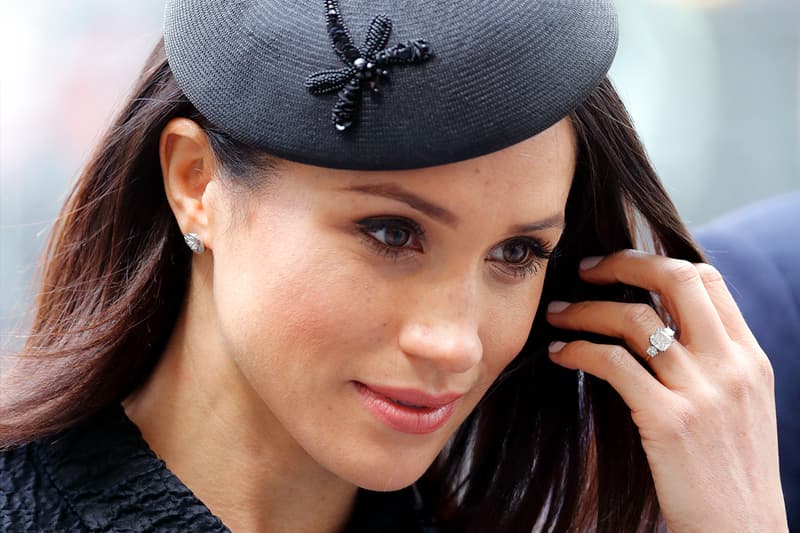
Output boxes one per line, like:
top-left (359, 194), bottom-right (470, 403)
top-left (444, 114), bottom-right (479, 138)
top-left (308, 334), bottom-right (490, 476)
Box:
top-left (489, 237), bottom-right (554, 279)
top-left (356, 217), bottom-right (555, 280)
top-left (357, 217), bottom-right (425, 260)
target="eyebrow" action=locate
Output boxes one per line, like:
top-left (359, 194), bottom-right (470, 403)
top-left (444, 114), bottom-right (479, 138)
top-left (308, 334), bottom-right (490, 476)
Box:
top-left (340, 182), bottom-right (565, 233)
top-left (509, 213), bottom-right (565, 233)
top-left (342, 183), bottom-right (459, 226)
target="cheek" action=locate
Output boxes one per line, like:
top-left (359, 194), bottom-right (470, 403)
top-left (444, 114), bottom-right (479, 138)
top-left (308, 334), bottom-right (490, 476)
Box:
top-left (479, 276), bottom-right (546, 383)
top-left (211, 221), bottom-right (392, 386)
top-left (256, 263), bottom-right (387, 366)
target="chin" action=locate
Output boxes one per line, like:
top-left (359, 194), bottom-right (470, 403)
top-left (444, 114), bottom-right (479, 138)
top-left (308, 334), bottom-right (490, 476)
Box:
top-left (325, 439), bottom-right (442, 492)
top-left (350, 465), bottom-right (429, 492)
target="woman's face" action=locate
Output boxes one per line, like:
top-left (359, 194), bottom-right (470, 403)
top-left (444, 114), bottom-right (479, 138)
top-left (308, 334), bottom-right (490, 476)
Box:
top-left (206, 118), bottom-right (576, 491)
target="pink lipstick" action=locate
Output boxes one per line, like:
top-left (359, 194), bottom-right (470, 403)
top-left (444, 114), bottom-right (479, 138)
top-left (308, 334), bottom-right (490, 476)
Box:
top-left (353, 382), bottom-right (462, 434)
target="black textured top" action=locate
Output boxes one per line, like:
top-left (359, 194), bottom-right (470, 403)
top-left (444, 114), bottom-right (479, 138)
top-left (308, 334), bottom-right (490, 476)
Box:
top-left (0, 403), bottom-right (434, 532)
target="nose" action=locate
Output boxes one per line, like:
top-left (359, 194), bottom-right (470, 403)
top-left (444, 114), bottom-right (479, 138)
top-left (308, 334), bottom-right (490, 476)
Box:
top-left (397, 278), bottom-right (483, 375)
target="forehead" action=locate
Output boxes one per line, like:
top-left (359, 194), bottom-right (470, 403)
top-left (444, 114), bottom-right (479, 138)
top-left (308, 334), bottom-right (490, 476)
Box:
top-left (274, 118), bottom-right (577, 211)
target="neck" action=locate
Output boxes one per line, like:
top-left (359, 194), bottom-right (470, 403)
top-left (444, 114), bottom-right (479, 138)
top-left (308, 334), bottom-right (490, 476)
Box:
top-left (122, 280), bottom-right (358, 533)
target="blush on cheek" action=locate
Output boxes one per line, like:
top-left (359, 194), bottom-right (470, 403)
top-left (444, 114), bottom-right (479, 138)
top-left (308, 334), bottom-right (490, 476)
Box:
top-left (482, 290), bottom-right (543, 378)
top-left (227, 252), bottom-right (393, 379)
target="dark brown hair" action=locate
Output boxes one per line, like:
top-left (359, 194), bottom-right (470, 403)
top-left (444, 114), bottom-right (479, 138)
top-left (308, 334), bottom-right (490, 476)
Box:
top-left (0, 37), bottom-right (703, 532)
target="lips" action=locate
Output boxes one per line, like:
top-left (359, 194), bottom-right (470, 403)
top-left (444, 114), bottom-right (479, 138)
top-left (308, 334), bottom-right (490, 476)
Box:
top-left (353, 381), bottom-right (463, 434)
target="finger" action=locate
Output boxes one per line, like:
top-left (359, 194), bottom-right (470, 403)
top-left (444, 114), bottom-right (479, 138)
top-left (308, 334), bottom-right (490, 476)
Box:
top-left (547, 300), bottom-right (697, 389)
top-left (548, 339), bottom-right (673, 413)
top-left (694, 263), bottom-right (755, 344)
top-left (579, 251), bottom-right (727, 348)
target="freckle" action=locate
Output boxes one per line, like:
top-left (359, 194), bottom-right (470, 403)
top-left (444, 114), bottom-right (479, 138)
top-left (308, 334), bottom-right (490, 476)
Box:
top-left (474, 167), bottom-right (481, 174)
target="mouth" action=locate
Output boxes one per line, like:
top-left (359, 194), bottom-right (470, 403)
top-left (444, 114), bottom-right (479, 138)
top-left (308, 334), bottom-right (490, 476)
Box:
top-left (389, 398), bottom-right (426, 408)
top-left (353, 381), bottom-right (463, 434)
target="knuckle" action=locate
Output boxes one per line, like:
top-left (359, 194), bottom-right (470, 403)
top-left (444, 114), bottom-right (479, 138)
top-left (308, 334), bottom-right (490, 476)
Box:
top-left (719, 353), bottom-right (774, 402)
top-left (663, 259), bottom-right (700, 287)
top-left (730, 327), bottom-right (756, 345)
top-left (754, 353), bottom-right (776, 389)
top-left (695, 262), bottom-right (724, 286)
top-left (553, 301), bottom-right (591, 326)
top-left (624, 303), bottom-right (656, 329)
top-left (667, 401), bottom-right (701, 439)
top-left (605, 345), bottom-right (630, 371)
top-left (721, 367), bottom-right (756, 402)
top-left (567, 300), bottom-right (593, 315)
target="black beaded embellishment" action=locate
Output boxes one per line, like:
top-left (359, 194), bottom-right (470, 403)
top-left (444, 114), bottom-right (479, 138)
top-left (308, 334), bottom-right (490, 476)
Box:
top-left (305, 0), bottom-right (433, 132)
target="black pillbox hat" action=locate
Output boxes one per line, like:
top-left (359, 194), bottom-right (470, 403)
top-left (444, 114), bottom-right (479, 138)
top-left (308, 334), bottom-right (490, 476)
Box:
top-left (164, 0), bottom-right (619, 170)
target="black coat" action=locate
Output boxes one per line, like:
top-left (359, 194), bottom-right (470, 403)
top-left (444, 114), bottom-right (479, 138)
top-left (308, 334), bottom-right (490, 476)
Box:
top-left (0, 403), bottom-right (435, 532)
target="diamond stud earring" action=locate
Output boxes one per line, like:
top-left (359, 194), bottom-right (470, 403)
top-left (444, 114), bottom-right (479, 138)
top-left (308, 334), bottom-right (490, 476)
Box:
top-left (184, 232), bottom-right (205, 254)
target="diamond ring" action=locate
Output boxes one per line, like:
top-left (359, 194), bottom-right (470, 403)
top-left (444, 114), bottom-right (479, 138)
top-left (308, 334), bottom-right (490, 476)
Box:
top-left (646, 326), bottom-right (675, 360)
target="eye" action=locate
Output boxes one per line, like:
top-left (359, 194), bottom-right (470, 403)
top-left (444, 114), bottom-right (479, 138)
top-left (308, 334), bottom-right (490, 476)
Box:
top-left (374, 225), bottom-right (412, 247)
top-left (487, 237), bottom-right (554, 279)
top-left (357, 217), bottom-right (425, 257)
top-left (498, 241), bottom-right (530, 263)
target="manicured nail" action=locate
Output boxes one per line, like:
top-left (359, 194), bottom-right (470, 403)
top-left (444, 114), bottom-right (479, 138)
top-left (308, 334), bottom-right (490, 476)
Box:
top-left (549, 341), bottom-right (566, 353)
top-left (579, 256), bottom-right (603, 270)
top-left (547, 301), bottom-right (570, 313)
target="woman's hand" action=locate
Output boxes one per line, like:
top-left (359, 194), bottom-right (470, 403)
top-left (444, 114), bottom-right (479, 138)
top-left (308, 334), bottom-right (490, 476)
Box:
top-left (546, 250), bottom-right (789, 533)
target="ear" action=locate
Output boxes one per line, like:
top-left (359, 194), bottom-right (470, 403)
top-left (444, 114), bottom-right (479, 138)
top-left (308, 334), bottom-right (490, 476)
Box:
top-left (159, 118), bottom-right (218, 250)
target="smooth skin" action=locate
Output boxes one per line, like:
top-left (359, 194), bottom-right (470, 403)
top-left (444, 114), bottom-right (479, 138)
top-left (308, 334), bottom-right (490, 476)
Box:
top-left (123, 116), bottom-right (788, 532)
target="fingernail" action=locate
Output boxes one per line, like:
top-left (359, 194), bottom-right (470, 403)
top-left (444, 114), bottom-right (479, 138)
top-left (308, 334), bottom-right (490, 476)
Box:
top-left (547, 301), bottom-right (570, 313)
top-left (579, 256), bottom-right (603, 270)
top-left (548, 341), bottom-right (566, 353)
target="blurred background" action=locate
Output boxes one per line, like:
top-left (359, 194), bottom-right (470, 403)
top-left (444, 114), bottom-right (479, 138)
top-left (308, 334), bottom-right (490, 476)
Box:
top-left (1, 0), bottom-right (798, 343)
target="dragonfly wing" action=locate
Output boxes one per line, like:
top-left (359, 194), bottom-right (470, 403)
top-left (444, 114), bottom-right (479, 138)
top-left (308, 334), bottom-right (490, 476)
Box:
top-left (305, 67), bottom-right (354, 94)
top-left (364, 15), bottom-right (393, 57)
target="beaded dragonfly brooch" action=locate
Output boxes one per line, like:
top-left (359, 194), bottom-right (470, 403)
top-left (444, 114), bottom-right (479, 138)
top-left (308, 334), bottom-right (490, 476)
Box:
top-left (305, 0), bottom-right (433, 132)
